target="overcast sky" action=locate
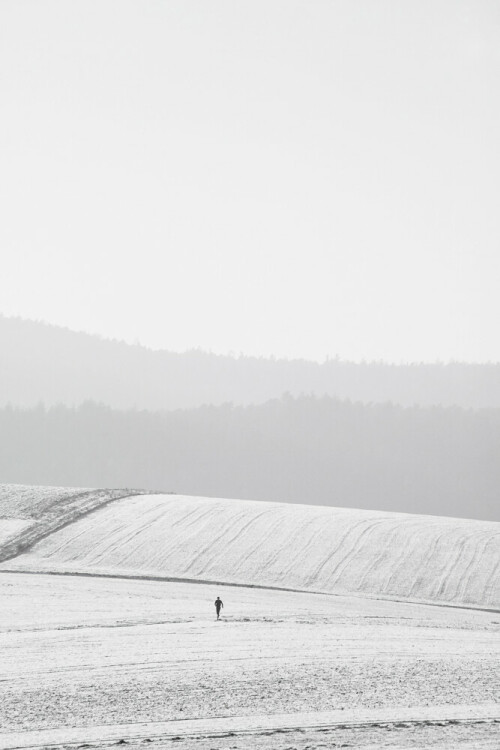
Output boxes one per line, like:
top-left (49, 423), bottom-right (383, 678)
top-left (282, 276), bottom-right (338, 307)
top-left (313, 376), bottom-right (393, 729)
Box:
top-left (1, 0), bottom-right (499, 362)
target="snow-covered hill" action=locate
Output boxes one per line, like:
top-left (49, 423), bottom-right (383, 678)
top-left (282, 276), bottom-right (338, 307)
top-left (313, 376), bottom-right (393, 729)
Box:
top-left (0, 484), bottom-right (137, 563)
top-left (2, 491), bottom-right (498, 609)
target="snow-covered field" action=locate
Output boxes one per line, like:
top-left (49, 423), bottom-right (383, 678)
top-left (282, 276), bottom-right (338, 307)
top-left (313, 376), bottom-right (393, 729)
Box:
top-left (1, 573), bottom-right (499, 749)
top-left (4, 493), bottom-right (499, 608)
top-left (0, 486), bottom-right (499, 749)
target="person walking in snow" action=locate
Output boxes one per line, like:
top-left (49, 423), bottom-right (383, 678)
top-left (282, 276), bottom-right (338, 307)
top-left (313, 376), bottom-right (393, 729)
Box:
top-left (215, 596), bottom-right (223, 620)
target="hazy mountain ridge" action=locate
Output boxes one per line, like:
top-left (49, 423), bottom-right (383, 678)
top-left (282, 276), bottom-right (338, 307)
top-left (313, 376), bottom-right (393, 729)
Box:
top-left (1, 397), bottom-right (499, 521)
top-left (2, 315), bottom-right (500, 410)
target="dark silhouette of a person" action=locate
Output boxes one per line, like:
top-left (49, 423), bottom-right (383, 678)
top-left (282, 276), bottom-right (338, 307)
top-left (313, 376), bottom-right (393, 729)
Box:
top-left (215, 596), bottom-right (223, 620)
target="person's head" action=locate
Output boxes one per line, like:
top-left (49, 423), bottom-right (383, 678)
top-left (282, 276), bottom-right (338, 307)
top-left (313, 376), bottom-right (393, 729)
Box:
top-left (216, 596), bottom-right (221, 600)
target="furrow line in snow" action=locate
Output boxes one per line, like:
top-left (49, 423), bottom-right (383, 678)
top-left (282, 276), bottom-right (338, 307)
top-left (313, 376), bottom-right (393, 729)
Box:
top-left (324, 519), bottom-right (388, 586)
top-left (453, 531), bottom-right (491, 603)
top-left (408, 523), bottom-right (446, 600)
top-left (357, 520), bottom-right (408, 593)
top-left (435, 530), bottom-right (469, 600)
top-left (1, 705), bottom-right (499, 750)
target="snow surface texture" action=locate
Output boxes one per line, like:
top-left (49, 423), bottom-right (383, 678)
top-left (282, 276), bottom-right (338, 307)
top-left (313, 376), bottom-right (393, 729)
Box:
top-left (0, 573), bottom-right (499, 750)
top-left (0, 483), bottom-right (141, 563)
top-left (0, 483), bottom-right (90, 519)
top-left (0, 519), bottom-right (32, 547)
top-left (0, 486), bottom-right (499, 749)
top-left (4, 493), bottom-right (499, 609)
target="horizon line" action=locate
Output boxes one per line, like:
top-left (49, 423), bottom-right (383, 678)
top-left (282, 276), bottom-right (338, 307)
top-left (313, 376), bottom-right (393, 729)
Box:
top-left (2, 312), bottom-right (499, 368)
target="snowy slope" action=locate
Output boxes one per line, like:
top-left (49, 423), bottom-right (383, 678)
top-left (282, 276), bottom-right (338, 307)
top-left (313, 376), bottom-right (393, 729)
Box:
top-left (0, 484), bottom-right (87, 519)
top-left (0, 519), bottom-right (32, 547)
top-left (0, 484), bottom-right (139, 563)
top-left (4, 493), bottom-right (499, 609)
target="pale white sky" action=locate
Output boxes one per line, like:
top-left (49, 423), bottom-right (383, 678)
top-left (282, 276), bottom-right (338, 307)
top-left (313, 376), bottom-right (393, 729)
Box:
top-left (1, 0), bottom-right (499, 362)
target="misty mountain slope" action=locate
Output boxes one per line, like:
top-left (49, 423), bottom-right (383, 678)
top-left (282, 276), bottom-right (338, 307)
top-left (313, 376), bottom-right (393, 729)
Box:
top-left (4, 493), bottom-right (499, 609)
top-left (2, 315), bottom-right (500, 410)
top-left (0, 484), bottom-right (140, 563)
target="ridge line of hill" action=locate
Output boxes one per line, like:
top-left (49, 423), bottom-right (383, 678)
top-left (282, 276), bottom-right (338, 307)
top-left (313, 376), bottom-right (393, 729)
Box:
top-left (6, 313), bottom-right (500, 366)
top-left (3, 314), bottom-right (500, 411)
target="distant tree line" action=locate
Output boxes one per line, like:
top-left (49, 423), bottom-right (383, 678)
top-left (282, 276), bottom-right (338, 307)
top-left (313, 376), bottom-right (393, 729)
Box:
top-left (1, 396), bottom-right (498, 522)
top-left (2, 315), bottom-right (500, 410)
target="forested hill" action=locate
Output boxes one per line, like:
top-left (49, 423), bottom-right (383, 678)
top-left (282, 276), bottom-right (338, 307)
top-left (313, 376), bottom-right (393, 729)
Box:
top-left (1, 397), bottom-right (499, 521)
top-left (2, 315), bottom-right (500, 410)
